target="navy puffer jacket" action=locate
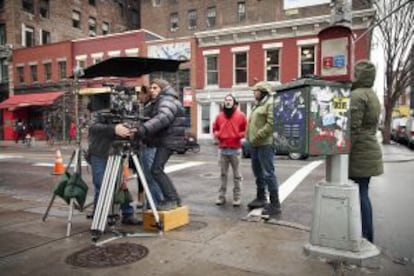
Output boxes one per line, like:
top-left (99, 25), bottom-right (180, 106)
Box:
top-left (138, 86), bottom-right (186, 150)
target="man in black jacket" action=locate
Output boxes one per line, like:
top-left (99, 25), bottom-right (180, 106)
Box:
top-left (134, 79), bottom-right (187, 211)
top-left (88, 107), bottom-right (139, 225)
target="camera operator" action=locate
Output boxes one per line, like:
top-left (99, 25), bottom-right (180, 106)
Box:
top-left (133, 79), bottom-right (187, 211)
top-left (87, 110), bottom-right (140, 225)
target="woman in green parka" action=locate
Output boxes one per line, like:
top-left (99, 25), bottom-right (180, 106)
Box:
top-left (349, 60), bottom-right (384, 243)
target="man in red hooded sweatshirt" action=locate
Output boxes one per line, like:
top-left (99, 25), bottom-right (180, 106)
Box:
top-left (212, 94), bottom-right (247, 206)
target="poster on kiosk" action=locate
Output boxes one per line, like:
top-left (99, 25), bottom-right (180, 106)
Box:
top-left (318, 25), bottom-right (354, 82)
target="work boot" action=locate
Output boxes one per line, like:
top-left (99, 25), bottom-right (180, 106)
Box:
top-left (215, 195), bottom-right (226, 205)
top-left (158, 200), bottom-right (178, 211)
top-left (262, 192), bottom-right (281, 218)
top-left (247, 190), bottom-right (267, 209)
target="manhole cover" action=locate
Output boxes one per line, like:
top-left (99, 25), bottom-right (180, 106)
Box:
top-left (66, 243), bottom-right (148, 268)
top-left (174, 220), bottom-right (208, 232)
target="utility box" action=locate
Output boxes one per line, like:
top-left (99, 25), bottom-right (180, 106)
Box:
top-left (273, 79), bottom-right (351, 156)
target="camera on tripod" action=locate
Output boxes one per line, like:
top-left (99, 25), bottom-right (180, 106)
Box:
top-left (92, 83), bottom-right (148, 137)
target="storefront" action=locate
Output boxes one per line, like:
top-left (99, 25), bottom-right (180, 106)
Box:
top-left (0, 91), bottom-right (65, 140)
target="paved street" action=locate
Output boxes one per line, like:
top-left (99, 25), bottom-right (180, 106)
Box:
top-left (0, 140), bottom-right (413, 275)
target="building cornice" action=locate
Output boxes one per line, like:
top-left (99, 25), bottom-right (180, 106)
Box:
top-left (195, 8), bottom-right (375, 47)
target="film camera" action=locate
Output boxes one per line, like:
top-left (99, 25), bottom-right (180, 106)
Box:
top-left (90, 84), bottom-right (148, 130)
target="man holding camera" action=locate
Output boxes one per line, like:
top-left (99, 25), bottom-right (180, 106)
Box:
top-left (88, 111), bottom-right (139, 225)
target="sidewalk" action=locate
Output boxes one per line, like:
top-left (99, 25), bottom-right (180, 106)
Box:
top-left (0, 140), bottom-right (413, 275)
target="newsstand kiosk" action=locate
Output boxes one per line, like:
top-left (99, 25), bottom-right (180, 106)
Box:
top-left (275, 24), bottom-right (380, 265)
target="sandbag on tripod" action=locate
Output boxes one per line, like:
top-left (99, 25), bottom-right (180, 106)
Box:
top-left (63, 172), bottom-right (89, 209)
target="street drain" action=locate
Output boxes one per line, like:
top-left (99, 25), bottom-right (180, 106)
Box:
top-left (174, 220), bottom-right (208, 232)
top-left (66, 243), bottom-right (148, 268)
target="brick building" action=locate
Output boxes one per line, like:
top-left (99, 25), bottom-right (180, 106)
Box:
top-left (0, 0), bottom-right (140, 138)
top-left (141, 0), bottom-right (375, 140)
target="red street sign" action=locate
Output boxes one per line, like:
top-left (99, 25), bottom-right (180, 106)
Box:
top-left (323, 56), bottom-right (333, 68)
top-left (183, 87), bottom-right (193, 107)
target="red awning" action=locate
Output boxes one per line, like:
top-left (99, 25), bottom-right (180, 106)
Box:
top-left (0, 92), bottom-right (64, 109)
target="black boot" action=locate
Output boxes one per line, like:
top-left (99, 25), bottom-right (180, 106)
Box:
top-left (262, 192), bottom-right (281, 218)
top-left (247, 189), bottom-right (267, 209)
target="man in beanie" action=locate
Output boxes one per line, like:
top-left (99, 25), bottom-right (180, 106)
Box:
top-left (349, 60), bottom-right (383, 243)
top-left (246, 81), bottom-right (281, 218)
top-left (133, 79), bottom-right (187, 211)
top-left (212, 94), bottom-right (247, 206)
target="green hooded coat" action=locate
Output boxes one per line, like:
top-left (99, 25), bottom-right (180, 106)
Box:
top-left (246, 94), bottom-right (274, 146)
top-left (349, 60), bottom-right (383, 178)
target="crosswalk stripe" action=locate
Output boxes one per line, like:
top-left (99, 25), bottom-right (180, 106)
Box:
top-left (0, 154), bottom-right (23, 160)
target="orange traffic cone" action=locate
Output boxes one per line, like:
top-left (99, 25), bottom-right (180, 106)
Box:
top-left (52, 149), bottom-right (65, 175)
top-left (123, 162), bottom-right (130, 179)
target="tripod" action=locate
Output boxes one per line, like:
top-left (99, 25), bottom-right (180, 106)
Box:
top-left (90, 140), bottom-right (162, 245)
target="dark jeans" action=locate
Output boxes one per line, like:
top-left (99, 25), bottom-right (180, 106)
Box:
top-left (151, 147), bottom-right (179, 202)
top-left (250, 144), bottom-right (279, 196)
top-left (351, 177), bottom-right (373, 242)
top-left (138, 146), bottom-right (163, 206)
top-left (90, 155), bottom-right (134, 217)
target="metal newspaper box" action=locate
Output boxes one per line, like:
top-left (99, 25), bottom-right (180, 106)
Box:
top-left (273, 79), bottom-right (351, 156)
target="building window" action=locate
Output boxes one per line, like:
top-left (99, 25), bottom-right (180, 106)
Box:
top-left (88, 0), bottom-right (95, 5)
top-left (170, 12), bottom-right (179, 32)
top-left (201, 104), bottom-right (211, 134)
top-left (0, 0), bottom-right (4, 10)
top-left (206, 55), bottom-right (218, 86)
top-left (234, 52), bottom-right (247, 85)
top-left (22, 0), bottom-right (34, 14)
top-left (17, 66), bottom-right (24, 83)
top-left (237, 1), bottom-right (246, 22)
top-left (188, 9), bottom-right (197, 30)
top-left (102, 21), bottom-right (109, 35)
top-left (39, 0), bottom-right (49, 18)
top-left (152, 0), bottom-right (161, 7)
top-left (23, 25), bottom-right (35, 47)
top-left (266, 49), bottom-right (280, 82)
top-left (58, 61), bottom-right (66, 79)
top-left (41, 30), bottom-right (51, 45)
top-left (93, 57), bottom-right (102, 64)
top-left (30, 65), bottom-right (38, 82)
top-left (89, 17), bottom-right (97, 37)
top-left (72, 10), bottom-right (81, 29)
top-left (300, 46), bottom-right (316, 77)
top-left (44, 63), bottom-right (51, 81)
top-left (77, 59), bottom-right (86, 69)
top-left (118, 2), bottom-right (124, 18)
top-left (0, 24), bottom-right (5, 45)
top-left (206, 6), bottom-right (216, 28)
top-left (0, 59), bottom-right (8, 82)
top-left (131, 9), bottom-right (139, 29)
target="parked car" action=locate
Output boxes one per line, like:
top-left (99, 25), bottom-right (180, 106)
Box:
top-left (403, 116), bottom-right (414, 149)
top-left (241, 138), bottom-right (308, 160)
top-left (391, 117), bottom-right (408, 143)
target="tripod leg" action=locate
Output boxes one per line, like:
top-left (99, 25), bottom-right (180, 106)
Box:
top-left (66, 198), bottom-right (74, 237)
top-left (42, 194), bottom-right (56, 222)
top-left (131, 153), bottom-right (162, 231)
top-left (90, 154), bottom-right (122, 241)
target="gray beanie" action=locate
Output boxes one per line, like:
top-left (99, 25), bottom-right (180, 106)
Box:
top-left (151, 79), bottom-right (170, 90)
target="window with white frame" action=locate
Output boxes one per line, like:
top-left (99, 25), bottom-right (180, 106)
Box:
top-left (0, 59), bottom-right (7, 82)
top-left (237, 1), bottom-right (246, 22)
top-left (201, 104), bottom-right (211, 134)
top-left (77, 59), bottom-right (86, 68)
top-left (188, 9), bottom-right (197, 30)
top-left (265, 49), bottom-right (280, 82)
top-left (206, 6), bottom-right (216, 28)
top-left (170, 12), bottom-right (179, 31)
top-left (58, 60), bottom-right (66, 79)
top-left (102, 21), bottom-right (109, 35)
top-left (152, 0), bottom-right (161, 7)
top-left (300, 45), bottom-right (316, 77)
top-left (23, 25), bottom-right (35, 47)
top-left (131, 9), bottom-right (139, 28)
top-left (89, 17), bottom-right (97, 37)
top-left (206, 55), bottom-right (218, 86)
top-left (72, 10), bottom-right (81, 29)
top-left (44, 63), bottom-right (51, 81)
top-left (234, 52), bottom-right (247, 85)
top-left (41, 30), bottom-right (51, 45)
top-left (30, 64), bottom-right (37, 82)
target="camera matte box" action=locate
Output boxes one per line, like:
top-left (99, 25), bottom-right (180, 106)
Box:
top-left (143, 205), bottom-right (189, 232)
